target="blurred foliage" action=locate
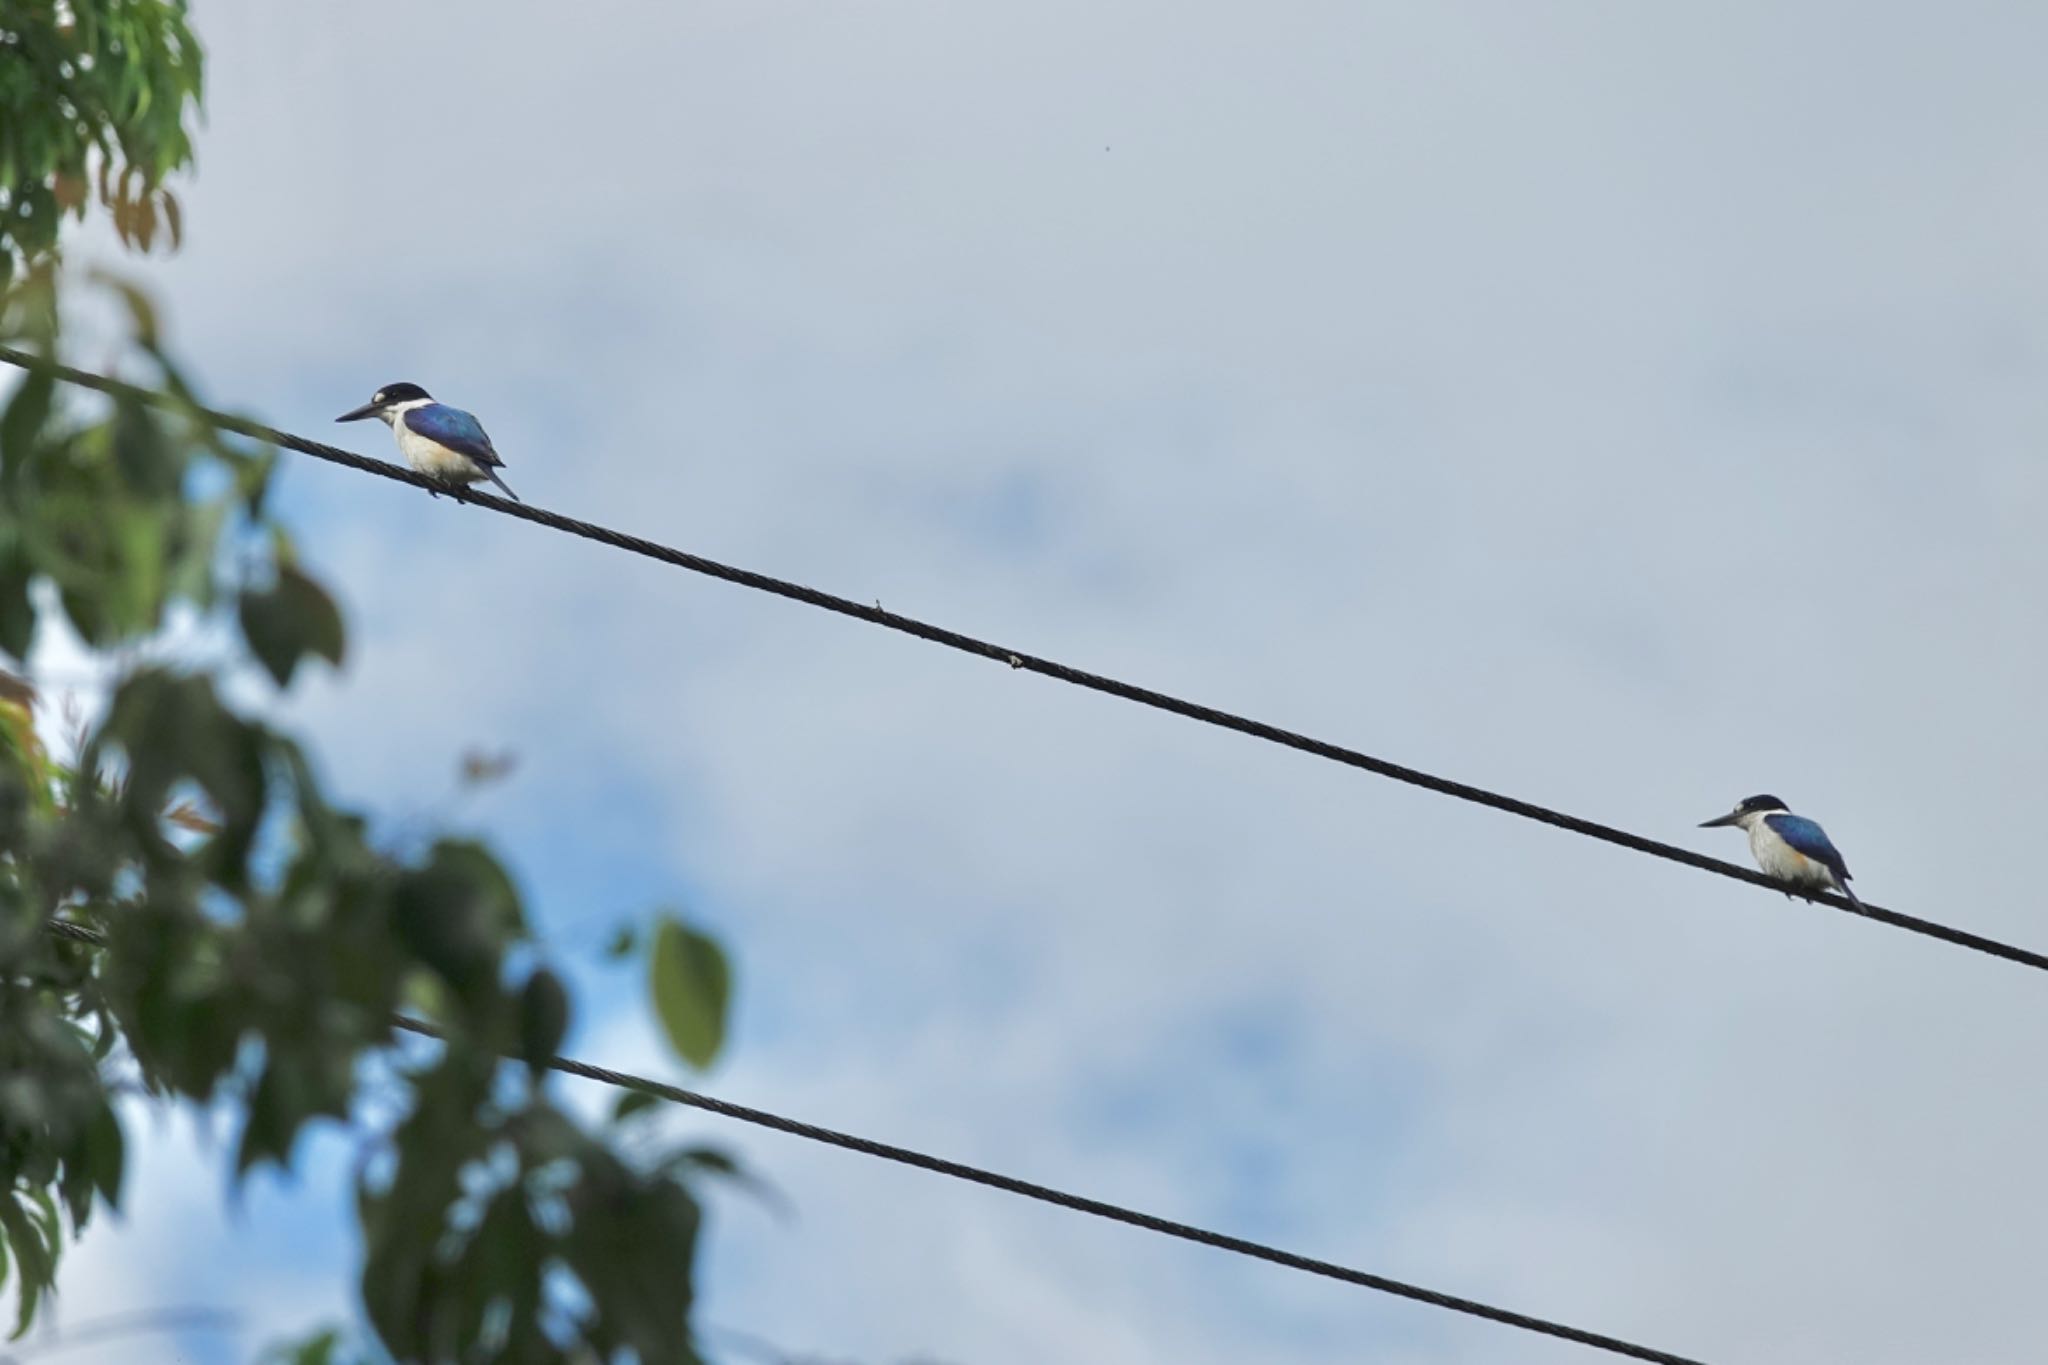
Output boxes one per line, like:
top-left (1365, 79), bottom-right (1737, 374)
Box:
top-left (0, 10), bottom-right (745, 1358)
top-left (650, 917), bottom-right (730, 1070)
top-left (0, 1), bottom-right (204, 281)
top-left (0, 271), bottom-right (743, 1362)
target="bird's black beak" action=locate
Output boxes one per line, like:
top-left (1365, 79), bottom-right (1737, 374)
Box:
top-left (1699, 809), bottom-right (1742, 829)
top-left (335, 401), bottom-right (379, 423)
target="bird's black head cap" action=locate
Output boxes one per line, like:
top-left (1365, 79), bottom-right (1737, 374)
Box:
top-left (371, 381), bottom-right (431, 406)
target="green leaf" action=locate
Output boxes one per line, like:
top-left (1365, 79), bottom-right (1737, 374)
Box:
top-left (102, 671), bottom-right (269, 863)
top-left (661, 1144), bottom-right (790, 1219)
top-left (389, 841), bottom-right (525, 1012)
top-left (237, 1062), bottom-right (301, 1179)
top-left (162, 493), bottom-right (228, 606)
top-left (390, 883), bottom-right (500, 1008)
top-left (239, 564), bottom-right (345, 687)
top-left (517, 967), bottom-right (569, 1074)
top-left (85, 1102), bottom-right (123, 1209)
top-left (0, 1196), bottom-right (51, 1338)
top-left (110, 395), bottom-right (181, 496)
top-left (0, 541), bottom-right (35, 660)
top-left (611, 1089), bottom-right (659, 1123)
top-left (397, 971), bottom-right (452, 1022)
top-left (260, 1326), bottom-right (342, 1365)
top-left (648, 916), bottom-right (730, 1070)
top-left (106, 502), bottom-right (167, 631)
top-left (96, 271), bottom-right (160, 346)
top-left (0, 369), bottom-right (52, 478)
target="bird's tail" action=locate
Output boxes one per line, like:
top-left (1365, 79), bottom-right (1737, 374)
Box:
top-left (484, 467), bottom-right (520, 503)
top-left (1838, 878), bottom-right (1864, 911)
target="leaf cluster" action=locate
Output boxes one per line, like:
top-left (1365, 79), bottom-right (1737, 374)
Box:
top-left (0, 277), bottom-right (740, 1364)
top-left (0, 10), bottom-right (749, 1360)
top-left (0, 1), bottom-right (203, 281)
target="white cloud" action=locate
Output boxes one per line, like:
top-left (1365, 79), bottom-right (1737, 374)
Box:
top-left (35, 1), bottom-right (2048, 1361)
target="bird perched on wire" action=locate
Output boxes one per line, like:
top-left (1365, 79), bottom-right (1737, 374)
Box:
top-left (1700, 794), bottom-right (1862, 908)
top-left (336, 382), bottom-right (518, 502)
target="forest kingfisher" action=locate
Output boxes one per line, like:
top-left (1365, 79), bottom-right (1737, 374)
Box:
top-left (337, 382), bottom-right (519, 502)
top-left (1700, 794), bottom-right (1863, 908)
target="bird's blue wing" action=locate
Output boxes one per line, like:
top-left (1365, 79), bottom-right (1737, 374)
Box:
top-left (403, 404), bottom-right (503, 467)
top-left (1763, 813), bottom-right (1851, 880)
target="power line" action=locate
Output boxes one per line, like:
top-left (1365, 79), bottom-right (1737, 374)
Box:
top-left (42, 920), bottom-right (1705, 1363)
top-left (4, 347), bottom-right (2042, 979)
top-left (389, 1014), bottom-right (1709, 1365)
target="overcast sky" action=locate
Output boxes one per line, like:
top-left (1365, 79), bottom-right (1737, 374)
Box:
top-left (21, 2), bottom-right (2048, 1362)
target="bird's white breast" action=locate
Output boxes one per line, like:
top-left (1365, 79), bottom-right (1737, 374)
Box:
top-left (1748, 820), bottom-right (1831, 887)
top-left (388, 404), bottom-right (485, 483)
